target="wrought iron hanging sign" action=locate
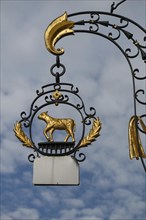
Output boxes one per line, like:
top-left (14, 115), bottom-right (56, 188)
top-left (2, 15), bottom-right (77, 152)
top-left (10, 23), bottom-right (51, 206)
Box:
top-left (14, 0), bottom-right (146, 185)
top-left (13, 12), bottom-right (102, 185)
top-left (13, 55), bottom-right (101, 159)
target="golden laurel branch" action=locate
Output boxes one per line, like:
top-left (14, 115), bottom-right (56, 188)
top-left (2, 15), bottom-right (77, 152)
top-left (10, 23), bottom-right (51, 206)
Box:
top-left (79, 118), bottom-right (102, 149)
top-left (13, 122), bottom-right (33, 148)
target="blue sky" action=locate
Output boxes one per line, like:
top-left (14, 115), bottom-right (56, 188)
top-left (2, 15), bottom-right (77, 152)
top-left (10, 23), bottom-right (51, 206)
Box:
top-left (1, 0), bottom-right (146, 220)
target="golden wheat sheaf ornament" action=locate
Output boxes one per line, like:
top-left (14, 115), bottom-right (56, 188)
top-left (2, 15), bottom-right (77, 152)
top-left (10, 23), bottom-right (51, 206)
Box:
top-left (13, 122), bottom-right (33, 148)
top-left (79, 118), bottom-right (102, 149)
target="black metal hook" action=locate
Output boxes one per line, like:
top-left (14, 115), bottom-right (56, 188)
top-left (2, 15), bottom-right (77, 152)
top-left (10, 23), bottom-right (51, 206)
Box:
top-left (110, 0), bottom-right (126, 14)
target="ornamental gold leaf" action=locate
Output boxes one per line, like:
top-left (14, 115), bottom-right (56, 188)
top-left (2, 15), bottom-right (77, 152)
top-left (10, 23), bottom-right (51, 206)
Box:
top-left (79, 118), bottom-right (102, 149)
top-left (13, 122), bottom-right (33, 148)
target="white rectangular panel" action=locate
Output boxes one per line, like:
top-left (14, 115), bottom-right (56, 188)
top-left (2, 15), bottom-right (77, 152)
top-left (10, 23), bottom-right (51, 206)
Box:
top-left (33, 156), bottom-right (80, 185)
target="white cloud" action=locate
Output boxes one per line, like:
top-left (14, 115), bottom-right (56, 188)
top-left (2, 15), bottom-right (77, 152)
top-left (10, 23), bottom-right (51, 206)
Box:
top-left (40, 190), bottom-right (59, 206)
top-left (64, 198), bottom-right (84, 208)
top-left (1, 207), bottom-right (39, 220)
top-left (59, 208), bottom-right (78, 219)
top-left (1, 138), bottom-right (29, 173)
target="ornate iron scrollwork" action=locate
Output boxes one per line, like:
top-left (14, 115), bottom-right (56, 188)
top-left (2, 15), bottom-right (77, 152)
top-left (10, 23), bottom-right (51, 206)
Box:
top-left (42, 7), bottom-right (146, 171)
top-left (14, 57), bottom-right (101, 162)
top-left (14, 2), bottom-right (146, 172)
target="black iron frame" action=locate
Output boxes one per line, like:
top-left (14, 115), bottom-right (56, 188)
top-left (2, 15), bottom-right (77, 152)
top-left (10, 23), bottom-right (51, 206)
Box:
top-left (18, 1), bottom-right (146, 171)
top-left (20, 61), bottom-right (97, 163)
top-left (66, 8), bottom-right (146, 171)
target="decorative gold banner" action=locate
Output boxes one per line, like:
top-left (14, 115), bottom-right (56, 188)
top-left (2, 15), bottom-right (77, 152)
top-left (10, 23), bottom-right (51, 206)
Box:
top-left (128, 116), bottom-right (146, 160)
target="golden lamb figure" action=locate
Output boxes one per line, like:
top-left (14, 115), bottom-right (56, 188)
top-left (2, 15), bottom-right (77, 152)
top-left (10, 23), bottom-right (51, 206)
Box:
top-left (38, 111), bottom-right (76, 142)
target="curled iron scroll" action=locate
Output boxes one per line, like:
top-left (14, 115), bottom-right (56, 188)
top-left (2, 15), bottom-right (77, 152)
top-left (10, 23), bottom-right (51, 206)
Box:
top-left (44, 10), bottom-right (146, 171)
